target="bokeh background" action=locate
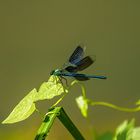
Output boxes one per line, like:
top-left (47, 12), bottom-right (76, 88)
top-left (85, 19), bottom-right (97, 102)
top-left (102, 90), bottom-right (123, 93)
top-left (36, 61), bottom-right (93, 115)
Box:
top-left (0, 0), bottom-right (140, 139)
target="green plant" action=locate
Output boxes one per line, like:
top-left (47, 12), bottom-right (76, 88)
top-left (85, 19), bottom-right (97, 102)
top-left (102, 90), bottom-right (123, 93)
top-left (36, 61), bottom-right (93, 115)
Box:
top-left (94, 119), bottom-right (140, 140)
top-left (2, 75), bottom-right (140, 139)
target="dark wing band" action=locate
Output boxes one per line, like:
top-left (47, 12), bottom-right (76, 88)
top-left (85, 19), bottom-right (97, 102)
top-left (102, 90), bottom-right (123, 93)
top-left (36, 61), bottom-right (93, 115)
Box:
top-left (66, 56), bottom-right (94, 72)
top-left (75, 56), bottom-right (94, 71)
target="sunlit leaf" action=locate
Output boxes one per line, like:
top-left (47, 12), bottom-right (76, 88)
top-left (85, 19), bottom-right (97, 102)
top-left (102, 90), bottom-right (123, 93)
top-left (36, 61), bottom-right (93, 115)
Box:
top-left (35, 75), bottom-right (65, 101)
top-left (131, 127), bottom-right (140, 140)
top-left (2, 89), bottom-right (37, 124)
top-left (113, 119), bottom-right (135, 140)
top-left (76, 96), bottom-right (88, 117)
top-left (2, 76), bottom-right (65, 124)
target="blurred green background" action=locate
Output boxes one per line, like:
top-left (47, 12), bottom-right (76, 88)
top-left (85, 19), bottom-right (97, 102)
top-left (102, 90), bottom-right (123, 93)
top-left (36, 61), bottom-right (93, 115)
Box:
top-left (0, 0), bottom-right (140, 139)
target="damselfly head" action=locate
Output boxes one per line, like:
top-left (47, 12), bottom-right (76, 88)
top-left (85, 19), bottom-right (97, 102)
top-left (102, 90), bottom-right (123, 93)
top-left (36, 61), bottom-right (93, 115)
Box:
top-left (50, 69), bottom-right (62, 76)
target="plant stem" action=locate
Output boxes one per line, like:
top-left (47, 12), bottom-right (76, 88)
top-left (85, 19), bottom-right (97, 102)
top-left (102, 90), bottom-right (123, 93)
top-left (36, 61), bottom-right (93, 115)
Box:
top-left (88, 100), bottom-right (140, 112)
top-left (58, 107), bottom-right (85, 140)
top-left (35, 107), bottom-right (85, 140)
top-left (35, 107), bottom-right (61, 140)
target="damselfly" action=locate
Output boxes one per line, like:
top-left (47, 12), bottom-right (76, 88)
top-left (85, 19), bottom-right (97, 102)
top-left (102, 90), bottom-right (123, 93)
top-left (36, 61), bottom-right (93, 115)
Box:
top-left (50, 46), bottom-right (107, 81)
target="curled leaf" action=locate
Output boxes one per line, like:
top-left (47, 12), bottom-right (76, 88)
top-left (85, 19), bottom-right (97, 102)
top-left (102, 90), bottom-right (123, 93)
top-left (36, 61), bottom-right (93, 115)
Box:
top-left (76, 96), bottom-right (88, 117)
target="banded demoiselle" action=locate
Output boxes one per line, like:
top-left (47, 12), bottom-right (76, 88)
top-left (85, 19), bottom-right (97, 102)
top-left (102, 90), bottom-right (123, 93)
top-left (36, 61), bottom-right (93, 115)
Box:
top-left (50, 46), bottom-right (107, 81)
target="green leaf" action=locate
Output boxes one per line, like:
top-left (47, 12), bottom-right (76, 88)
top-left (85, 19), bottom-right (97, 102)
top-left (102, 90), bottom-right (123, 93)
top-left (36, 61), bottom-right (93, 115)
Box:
top-left (131, 127), bottom-right (140, 140)
top-left (113, 119), bottom-right (135, 140)
top-left (2, 89), bottom-right (37, 124)
top-left (76, 96), bottom-right (88, 117)
top-left (35, 75), bottom-right (65, 101)
top-left (2, 76), bottom-right (65, 124)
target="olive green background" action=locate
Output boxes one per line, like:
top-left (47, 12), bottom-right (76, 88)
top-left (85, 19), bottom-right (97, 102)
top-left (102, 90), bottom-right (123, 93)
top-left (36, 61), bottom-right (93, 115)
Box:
top-left (0, 0), bottom-right (140, 139)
